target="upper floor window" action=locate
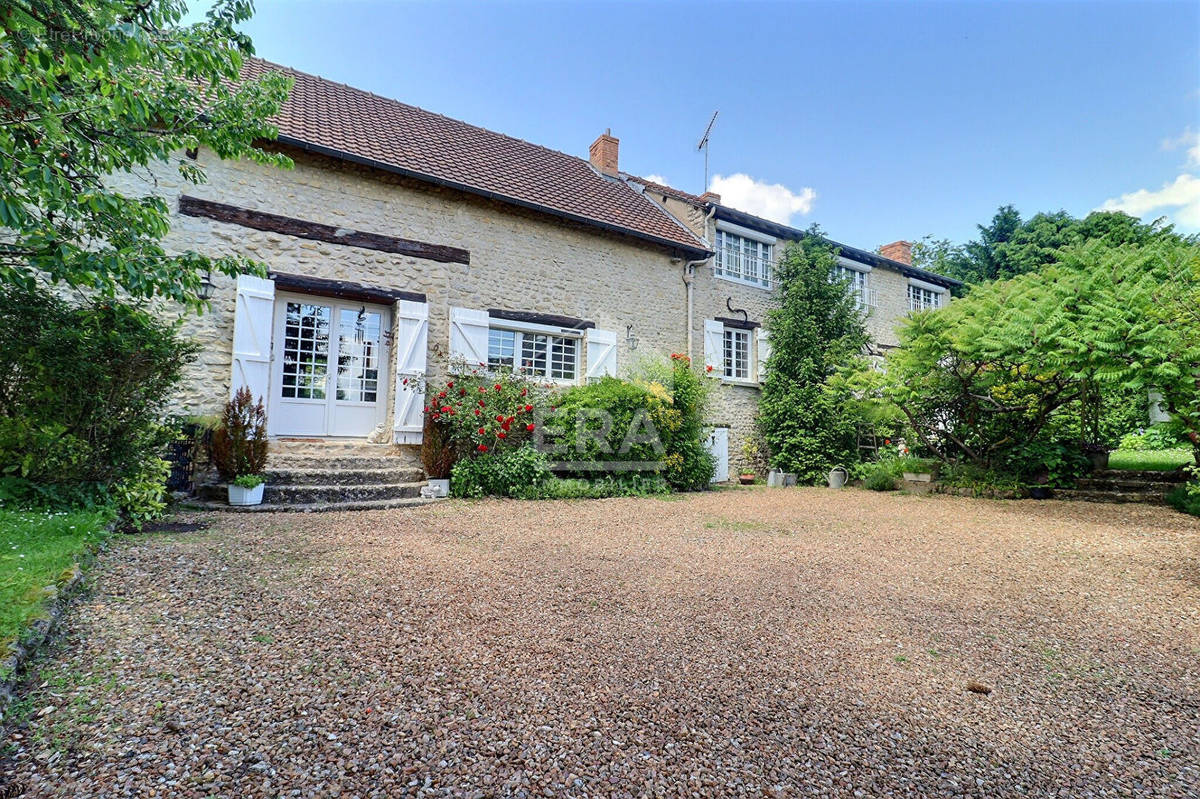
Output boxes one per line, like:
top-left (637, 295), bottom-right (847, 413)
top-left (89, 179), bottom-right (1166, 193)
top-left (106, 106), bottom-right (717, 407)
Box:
top-left (488, 326), bottom-right (579, 382)
top-left (723, 327), bottom-right (751, 380)
top-left (908, 284), bottom-right (943, 311)
top-left (832, 264), bottom-right (876, 309)
top-left (715, 229), bottom-right (772, 288)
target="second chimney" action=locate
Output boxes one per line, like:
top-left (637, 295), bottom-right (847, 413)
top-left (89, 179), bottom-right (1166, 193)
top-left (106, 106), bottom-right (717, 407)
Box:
top-left (589, 129), bottom-right (619, 176)
top-left (880, 240), bottom-right (913, 265)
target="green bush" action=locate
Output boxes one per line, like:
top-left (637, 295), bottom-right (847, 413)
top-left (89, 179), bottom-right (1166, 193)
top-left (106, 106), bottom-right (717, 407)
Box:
top-left (938, 463), bottom-right (1023, 495)
top-left (1120, 422), bottom-right (1189, 451)
top-left (547, 377), bottom-right (664, 468)
top-left (208, 388), bottom-right (269, 481)
top-left (110, 457), bottom-right (171, 531)
top-left (450, 446), bottom-right (551, 498)
top-left (420, 364), bottom-right (549, 457)
top-left (863, 466), bottom-right (898, 491)
top-left (660, 355), bottom-right (716, 491)
top-left (1167, 482), bottom-right (1200, 516)
top-left (0, 286), bottom-right (195, 509)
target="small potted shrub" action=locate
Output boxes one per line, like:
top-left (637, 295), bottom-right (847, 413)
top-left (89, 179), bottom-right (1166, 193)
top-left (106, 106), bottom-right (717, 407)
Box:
top-left (421, 414), bottom-right (455, 498)
top-left (738, 438), bottom-right (761, 485)
top-left (208, 387), bottom-right (269, 506)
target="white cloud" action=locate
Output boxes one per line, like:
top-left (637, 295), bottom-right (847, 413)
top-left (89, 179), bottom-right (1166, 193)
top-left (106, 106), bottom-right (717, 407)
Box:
top-left (643, 174), bottom-right (672, 187)
top-left (708, 173), bottom-right (816, 225)
top-left (1161, 128), bottom-right (1200, 167)
top-left (1098, 173), bottom-right (1200, 230)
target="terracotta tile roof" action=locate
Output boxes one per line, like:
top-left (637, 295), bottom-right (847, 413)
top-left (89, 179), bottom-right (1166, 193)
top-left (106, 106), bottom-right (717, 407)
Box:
top-left (624, 175), bottom-right (707, 207)
top-left (243, 59), bottom-right (709, 255)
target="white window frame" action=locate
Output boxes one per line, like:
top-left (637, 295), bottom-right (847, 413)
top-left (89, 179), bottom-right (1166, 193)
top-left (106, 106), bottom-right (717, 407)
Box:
top-left (722, 326), bottom-right (752, 382)
top-left (832, 258), bottom-right (877, 310)
top-left (907, 278), bottom-right (946, 312)
top-left (486, 318), bottom-right (582, 385)
top-left (714, 221), bottom-right (775, 289)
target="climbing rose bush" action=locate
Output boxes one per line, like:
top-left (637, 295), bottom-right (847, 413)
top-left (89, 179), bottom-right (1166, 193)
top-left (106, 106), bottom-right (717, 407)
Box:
top-left (419, 362), bottom-right (551, 457)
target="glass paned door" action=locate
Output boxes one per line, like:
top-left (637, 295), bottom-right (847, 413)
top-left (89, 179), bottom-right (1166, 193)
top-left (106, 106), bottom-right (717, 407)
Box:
top-left (270, 296), bottom-right (389, 438)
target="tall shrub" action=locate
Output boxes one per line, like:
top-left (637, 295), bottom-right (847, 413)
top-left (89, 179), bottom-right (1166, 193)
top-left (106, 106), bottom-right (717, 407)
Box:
top-left (758, 231), bottom-right (870, 483)
top-left (0, 285), bottom-right (196, 505)
top-left (208, 388), bottom-right (268, 481)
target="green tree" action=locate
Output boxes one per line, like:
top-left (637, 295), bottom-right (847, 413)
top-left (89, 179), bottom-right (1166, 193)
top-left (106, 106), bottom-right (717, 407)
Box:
top-left (758, 229), bottom-right (870, 482)
top-left (925, 204), bottom-right (1185, 288)
top-left (883, 238), bottom-right (1200, 473)
top-left (0, 0), bottom-right (292, 308)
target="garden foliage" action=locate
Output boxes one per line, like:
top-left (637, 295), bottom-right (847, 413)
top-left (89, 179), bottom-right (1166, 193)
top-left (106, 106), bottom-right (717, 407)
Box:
top-left (758, 231), bottom-right (871, 483)
top-left (208, 388), bottom-right (269, 481)
top-left (0, 285), bottom-right (195, 510)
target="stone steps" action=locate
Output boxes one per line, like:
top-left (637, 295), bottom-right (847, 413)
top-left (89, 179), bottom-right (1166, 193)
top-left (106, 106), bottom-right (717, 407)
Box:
top-left (265, 466), bottom-right (425, 486)
top-left (1060, 468), bottom-right (1185, 505)
top-left (196, 442), bottom-right (429, 511)
top-left (1054, 488), bottom-right (1169, 504)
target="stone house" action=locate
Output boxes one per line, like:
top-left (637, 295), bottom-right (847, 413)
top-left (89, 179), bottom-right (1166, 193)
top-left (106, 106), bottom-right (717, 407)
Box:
top-left (628, 178), bottom-right (960, 474)
top-left (130, 58), bottom-right (956, 493)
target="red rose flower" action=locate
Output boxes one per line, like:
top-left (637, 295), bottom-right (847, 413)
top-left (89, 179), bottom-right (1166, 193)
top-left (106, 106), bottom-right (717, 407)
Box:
top-left (520, 388), bottom-right (527, 397)
top-left (884, 439), bottom-right (891, 445)
top-left (495, 414), bottom-right (504, 423)
top-left (477, 444), bottom-right (488, 452)
top-left (474, 409), bottom-right (480, 416)
top-left (497, 431), bottom-right (507, 439)
top-left (705, 364), bottom-right (713, 372)
top-left (494, 383), bottom-right (502, 391)
top-left (459, 388), bottom-right (466, 396)
top-left (478, 427), bottom-right (486, 435)
top-left (524, 404), bottom-right (533, 412)
top-left (506, 415), bottom-right (515, 424)
top-left (437, 391), bottom-right (446, 399)
top-left (479, 387), bottom-right (487, 393)
top-left (478, 400), bottom-right (486, 407)
top-left (440, 406), bottom-right (451, 413)
top-left (501, 420), bottom-right (511, 431)
top-left (526, 423), bottom-right (535, 432)
top-left (423, 406), bottom-right (430, 413)
top-left (446, 381), bottom-right (454, 388)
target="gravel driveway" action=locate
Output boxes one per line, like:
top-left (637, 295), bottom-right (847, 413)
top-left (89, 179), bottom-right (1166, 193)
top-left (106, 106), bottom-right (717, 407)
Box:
top-left (2, 489), bottom-right (1198, 797)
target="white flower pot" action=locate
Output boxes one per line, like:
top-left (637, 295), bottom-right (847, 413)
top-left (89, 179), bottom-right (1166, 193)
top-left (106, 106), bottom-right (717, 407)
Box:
top-left (228, 482), bottom-right (264, 506)
top-left (427, 478), bottom-right (450, 498)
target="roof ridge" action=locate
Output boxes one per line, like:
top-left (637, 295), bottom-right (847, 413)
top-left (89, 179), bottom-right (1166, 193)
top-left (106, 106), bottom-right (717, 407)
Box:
top-left (249, 57), bottom-right (604, 173)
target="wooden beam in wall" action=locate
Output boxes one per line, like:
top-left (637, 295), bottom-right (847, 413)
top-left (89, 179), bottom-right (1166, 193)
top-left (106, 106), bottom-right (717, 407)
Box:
top-left (179, 195), bottom-right (470, 265)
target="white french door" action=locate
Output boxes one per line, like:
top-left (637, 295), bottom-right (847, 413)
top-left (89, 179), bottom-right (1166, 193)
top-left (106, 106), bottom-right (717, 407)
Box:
top-left (269, 294), bottom-right (390, 437)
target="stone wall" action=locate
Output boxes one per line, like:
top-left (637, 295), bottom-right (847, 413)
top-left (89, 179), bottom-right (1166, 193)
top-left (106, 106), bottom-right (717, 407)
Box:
top-left (114, 148), bottom-right (694, 432)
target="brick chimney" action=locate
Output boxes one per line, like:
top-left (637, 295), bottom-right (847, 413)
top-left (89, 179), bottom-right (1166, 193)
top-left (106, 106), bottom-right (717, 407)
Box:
top-left (589, 129), bottom-right (619, 176)
top-left (880, 240), bottom-right (913, 265)
top-left (698, 191), bottom-right (721, 205)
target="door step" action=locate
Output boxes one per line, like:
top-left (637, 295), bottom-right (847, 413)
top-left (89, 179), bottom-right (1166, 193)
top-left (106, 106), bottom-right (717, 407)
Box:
top-left (195, 449), bottom-right (430, 511)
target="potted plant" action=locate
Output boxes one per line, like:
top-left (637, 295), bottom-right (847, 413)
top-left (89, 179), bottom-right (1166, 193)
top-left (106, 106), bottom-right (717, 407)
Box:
top-left (208, 387), bottom-right (269, 506)
top-left (229, 473), bottom-right (266, 506)
top-left (738, 438), bottom-right (761, 485)
top-left (421, 414), bottom-right (455, 498)
top-left (1082, 441), bottom-right (1110, 472)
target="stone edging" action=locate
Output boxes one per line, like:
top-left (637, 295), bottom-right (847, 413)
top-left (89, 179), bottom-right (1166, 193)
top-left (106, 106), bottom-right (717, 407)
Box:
top-left (0, 524), bottom-right (114, 724)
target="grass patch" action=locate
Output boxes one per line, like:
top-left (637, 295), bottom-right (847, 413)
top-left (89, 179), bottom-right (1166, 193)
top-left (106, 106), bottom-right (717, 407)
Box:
top-left (1108, 448), bottom-right (1193, 471)
top-left (0, 508), bottom-right (112, 662)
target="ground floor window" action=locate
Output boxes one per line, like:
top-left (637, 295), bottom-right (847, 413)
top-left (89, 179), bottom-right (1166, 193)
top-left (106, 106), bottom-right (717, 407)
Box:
top-left (723, 327), bottom-right (751, 380)
top-left (488, 326), bottom-right (579, 382)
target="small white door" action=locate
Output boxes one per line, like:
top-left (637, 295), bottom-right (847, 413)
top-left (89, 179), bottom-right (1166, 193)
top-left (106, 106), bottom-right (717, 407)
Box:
top-left (706, 427), bottom-right (729, 483)
top-left (269, 294), bottom-right (390, 438)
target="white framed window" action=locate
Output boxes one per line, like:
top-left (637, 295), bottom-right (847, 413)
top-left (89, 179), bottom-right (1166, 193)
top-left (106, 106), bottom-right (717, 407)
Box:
top-left (832, 264), bottom-right (876, 309)
top-left (714, 225), bottom-right (774, 288)
top-left (723, 327), bottom-right (751, 380)
top-left (907, 284), bottom-right (943, 311)
top-left (487, 324), bottom-right (580, 383)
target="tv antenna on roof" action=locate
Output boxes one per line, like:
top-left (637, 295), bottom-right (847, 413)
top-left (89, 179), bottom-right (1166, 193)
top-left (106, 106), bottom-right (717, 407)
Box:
top-left (697, 110), bottom-right (719, 193)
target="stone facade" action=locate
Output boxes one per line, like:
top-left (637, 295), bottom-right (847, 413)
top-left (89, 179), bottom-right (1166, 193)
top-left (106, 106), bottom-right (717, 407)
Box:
top-left (119, 142), bottom-right (948, 480)
top-left (116, 147), bottom-right (694, 431)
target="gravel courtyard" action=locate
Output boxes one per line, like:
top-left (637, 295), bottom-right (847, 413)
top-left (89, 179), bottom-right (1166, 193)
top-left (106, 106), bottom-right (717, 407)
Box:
top-left (2, 489), bottom-right (1198, 797)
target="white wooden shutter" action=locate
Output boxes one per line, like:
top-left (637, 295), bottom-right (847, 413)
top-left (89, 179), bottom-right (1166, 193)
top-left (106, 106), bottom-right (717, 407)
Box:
top-left (703, 319), bottom-right (723, 375)
top-left (585, 328), bottom-right (618, 380)
top-left (756, 327), bottom-right (771, 384)
top-left (230, 274), bottom-right (275, 404)
top-left (449, 307), bottom-right (489, 369)
top-left (392, 300), bottom-right (429, 445)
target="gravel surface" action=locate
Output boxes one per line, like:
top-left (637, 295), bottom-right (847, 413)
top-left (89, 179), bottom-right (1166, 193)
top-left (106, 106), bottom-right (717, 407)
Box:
top-left (2, 489), bottom-right (1198, 797)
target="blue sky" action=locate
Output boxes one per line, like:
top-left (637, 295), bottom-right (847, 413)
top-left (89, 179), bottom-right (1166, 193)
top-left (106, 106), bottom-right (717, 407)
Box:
top-left (227, 0), bottom-right (1200, 249)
